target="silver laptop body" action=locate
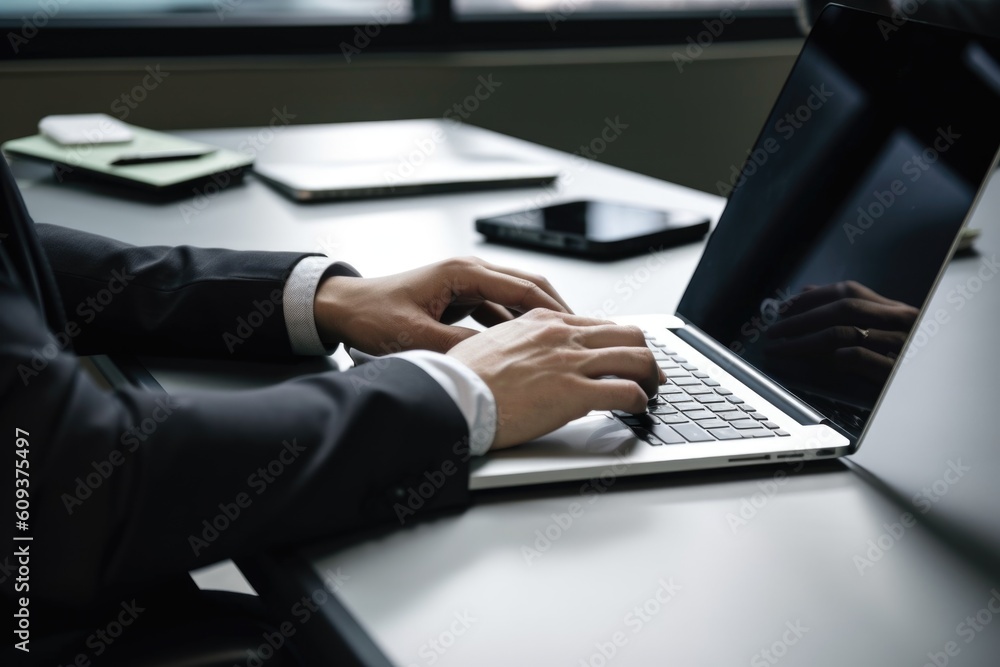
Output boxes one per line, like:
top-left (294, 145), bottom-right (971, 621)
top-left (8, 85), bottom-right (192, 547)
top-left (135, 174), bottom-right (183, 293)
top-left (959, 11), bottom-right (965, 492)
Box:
top-left (472, 5), bottom-right (1000, 489)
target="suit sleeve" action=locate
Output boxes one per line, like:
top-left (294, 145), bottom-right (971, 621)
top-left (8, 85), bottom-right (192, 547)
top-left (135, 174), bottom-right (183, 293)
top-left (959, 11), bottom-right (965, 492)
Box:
top-left (35, 223), bottom-right (317, 358)
top-left (0, 260), bottom-right (472, 612)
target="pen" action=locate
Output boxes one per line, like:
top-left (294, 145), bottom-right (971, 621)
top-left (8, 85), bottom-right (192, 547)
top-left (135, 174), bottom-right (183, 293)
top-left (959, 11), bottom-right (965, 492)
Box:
top-left (111, 148), bottom-right (216, 166)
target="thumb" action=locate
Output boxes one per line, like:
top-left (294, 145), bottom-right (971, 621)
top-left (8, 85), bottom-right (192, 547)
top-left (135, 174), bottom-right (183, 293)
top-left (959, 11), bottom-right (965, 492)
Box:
top-left (419, 320), bottom-right (479, 352)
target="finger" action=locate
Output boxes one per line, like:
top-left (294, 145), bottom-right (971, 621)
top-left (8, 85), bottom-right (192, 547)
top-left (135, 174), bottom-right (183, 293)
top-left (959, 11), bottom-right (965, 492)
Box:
top-left (767, 299), bottom-right (899, 338)
top-left (447, 264), bottom-right (571, 315)
top-left (574, 324), bottom-right (646, 350)
top-left (577, 377), bottom-right (650, 415)
top-left (860, 329), bottom-right (908, 356)
top-left (765, 326), bottom-right (904, 356)
top-left (439, 302), bottom-right (480, 325)
top-left (470, 301), bottom-right (515, 328)
top-left (526, 310), bottom-right (614, 328)
top-left (778, 281), bottom-right (897, 317)
top-left (777, 285), bottom-right (844, 317)
top-left (850, 283), bottom-right (900, 305)
top-left (439, 293), bottom-right (506, 324)
top-left (474, 261), bottom-right (574, 314)
top-left (578, 346), bottom-right (661, 398)
top-left (834, 346), bottom-right (896, 383)
top-left (416, 320), bottom-right (480, 353)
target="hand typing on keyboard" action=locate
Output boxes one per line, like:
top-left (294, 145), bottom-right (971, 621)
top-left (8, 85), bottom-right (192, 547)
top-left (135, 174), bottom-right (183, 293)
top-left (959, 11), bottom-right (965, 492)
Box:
top-left (316, 255), bottom-right (665, 451)
top-left (613, 333), bottom-right (790, 446)
top-left (448, 310), bottom-right (665, 449)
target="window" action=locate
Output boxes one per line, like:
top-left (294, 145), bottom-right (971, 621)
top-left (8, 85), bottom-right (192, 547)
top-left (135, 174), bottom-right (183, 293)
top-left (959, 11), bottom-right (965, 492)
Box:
top-left (0, 0), bottom-right (800, 60)
top-left (0, 0), bottom-right (413, 23)
top-left (457, 0), bottom-right (796, 18)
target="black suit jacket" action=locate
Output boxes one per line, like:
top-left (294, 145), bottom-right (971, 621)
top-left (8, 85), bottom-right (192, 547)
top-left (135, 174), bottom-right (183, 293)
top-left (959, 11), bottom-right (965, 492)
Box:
top-left (0, 157), bottom-right (471, 622)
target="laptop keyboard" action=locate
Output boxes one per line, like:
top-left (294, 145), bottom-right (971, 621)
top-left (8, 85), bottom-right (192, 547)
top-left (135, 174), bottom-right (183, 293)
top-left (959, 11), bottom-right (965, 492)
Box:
top-left (613, 332), bottom-right (792, 446)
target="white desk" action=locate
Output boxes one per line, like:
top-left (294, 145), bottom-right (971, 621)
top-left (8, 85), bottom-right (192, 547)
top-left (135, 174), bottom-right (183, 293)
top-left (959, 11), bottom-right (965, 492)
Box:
top-left (14, 121), bottom-right (1000, 667)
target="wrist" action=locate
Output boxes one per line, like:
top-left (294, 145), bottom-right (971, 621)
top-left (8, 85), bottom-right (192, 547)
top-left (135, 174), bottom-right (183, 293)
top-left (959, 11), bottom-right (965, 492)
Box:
top-left (314, 275), bottom-right (361, 349)
top-left (307, 260), bottom-right (365, 350)
top-left (284, 256), bottom-right (345, 355)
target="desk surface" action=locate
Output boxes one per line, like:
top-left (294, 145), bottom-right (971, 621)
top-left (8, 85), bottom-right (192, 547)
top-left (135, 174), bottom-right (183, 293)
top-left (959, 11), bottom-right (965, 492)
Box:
top-left (14, 120), bottom-right (1000, 666)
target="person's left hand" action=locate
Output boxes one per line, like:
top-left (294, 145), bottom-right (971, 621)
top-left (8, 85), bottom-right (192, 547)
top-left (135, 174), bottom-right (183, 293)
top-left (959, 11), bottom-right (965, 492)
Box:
top-left (313, 256), bottom-right (573, 355)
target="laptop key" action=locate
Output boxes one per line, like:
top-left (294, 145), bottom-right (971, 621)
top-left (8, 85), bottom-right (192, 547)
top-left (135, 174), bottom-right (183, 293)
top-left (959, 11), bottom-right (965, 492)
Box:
top-left (718, 411), bottom-right (745, 421)
top-left (671, 356), bottom-right (688, 363)
top-left (742, 429), bottom-right (776, 438)
top-left (657, 414), bottom-right (690, 425)
top-left (694, 394), bottom-right (726, 404)
top-left (644, 432), bottom-right (671, 446)
top-left (776, 430), bottom-right (791, 437)
top-left (666, 393), bottom-right (695, 403)
top-left (730, 419), bottom-right (761, 429)
top-left (711, 426), bottom-right (743, 440)
top-left (651, 405), bottom-right (678, 415)
top-left (739, 404), bottom-right (757, 413)
top-left (681, 364), bottom-right (699, 371)
top-left (664, 369), bottom-right (690, 378)
top-left (692, 372), bottom-right (709, 379)
top-left (698, 418), bottom-right (730, 429)
top-left (672, 401), bottom-right (702, 412)
top-left (684, 410), bottom-right (716, 421)
top-left (749, 412), bottom-right (768, 420)
top-left (726, 396), bottom-right (744, 404)
top-left (704, 379), bottom-right (721, 387)
top-left (714, 388), bottom-right (732, 395)
top-left (683, 385), bottom-right (714, 395)
top-left (659, 385), bottom-right (684, 394)
top-left (650, 423), bottom-right (686, 444)
top-left (763, 421), bottom-right (780, 429)
top-left (670, 422), bottom-right (714, 442)
top-left (708, 403), bottom-right (736, 413)
top-left (672, 377), bottom-right (702, 386)
top-left (622, 413), bottom-right (655, 426)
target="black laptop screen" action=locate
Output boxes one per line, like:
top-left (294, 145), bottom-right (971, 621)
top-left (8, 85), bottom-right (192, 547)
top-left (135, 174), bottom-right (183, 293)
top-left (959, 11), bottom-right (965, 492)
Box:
top-left (676, 5), bottom-right (1000, 438)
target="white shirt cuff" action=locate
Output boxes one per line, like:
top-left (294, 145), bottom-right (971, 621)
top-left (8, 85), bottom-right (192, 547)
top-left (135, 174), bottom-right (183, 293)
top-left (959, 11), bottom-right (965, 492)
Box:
top-left (283, 256), bottom-right (360, 356)
top-left (374, 350), bottom-right (497, 456)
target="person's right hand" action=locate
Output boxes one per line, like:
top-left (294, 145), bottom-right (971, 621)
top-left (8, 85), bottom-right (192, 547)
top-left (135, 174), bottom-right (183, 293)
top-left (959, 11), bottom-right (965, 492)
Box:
top-left (446, 309), bottom-right (664, 450)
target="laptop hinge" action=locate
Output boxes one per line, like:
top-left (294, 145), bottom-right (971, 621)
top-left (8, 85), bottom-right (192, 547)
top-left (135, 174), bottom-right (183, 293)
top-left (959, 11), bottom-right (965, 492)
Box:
top-left (674, 325), bottom-right (826, 427)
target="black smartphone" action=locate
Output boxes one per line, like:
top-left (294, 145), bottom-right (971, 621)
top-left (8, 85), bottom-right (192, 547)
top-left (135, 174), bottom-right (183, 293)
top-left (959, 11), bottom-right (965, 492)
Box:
top-left (475, 200), bottom-right (710, 259)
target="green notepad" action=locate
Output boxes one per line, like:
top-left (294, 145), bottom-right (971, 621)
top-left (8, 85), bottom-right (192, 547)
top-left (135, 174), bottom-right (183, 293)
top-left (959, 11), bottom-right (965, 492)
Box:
top-left (2, 125), bottom-right (253, 192)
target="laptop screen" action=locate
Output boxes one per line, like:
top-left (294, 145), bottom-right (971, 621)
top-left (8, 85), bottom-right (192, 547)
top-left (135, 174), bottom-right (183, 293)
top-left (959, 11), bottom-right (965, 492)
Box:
top-left (676, 5), bottom-right (1000, 439)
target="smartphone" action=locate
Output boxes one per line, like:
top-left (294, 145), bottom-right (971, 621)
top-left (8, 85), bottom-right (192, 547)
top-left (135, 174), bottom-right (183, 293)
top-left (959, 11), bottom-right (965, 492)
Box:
top-left (475, 200), bottom-right (710, 259)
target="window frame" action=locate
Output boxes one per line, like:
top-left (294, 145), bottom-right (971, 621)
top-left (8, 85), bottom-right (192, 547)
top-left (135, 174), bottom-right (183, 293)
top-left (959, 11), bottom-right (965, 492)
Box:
top-left (0, 0), bottom-right (801, 60)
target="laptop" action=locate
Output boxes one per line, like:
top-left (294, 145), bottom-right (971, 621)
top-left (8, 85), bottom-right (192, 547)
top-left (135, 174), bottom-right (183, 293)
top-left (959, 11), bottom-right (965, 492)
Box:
top-left (255, 156), bottom-right (558, 202)
top-left (470, 4), bottom-right (1000, 490)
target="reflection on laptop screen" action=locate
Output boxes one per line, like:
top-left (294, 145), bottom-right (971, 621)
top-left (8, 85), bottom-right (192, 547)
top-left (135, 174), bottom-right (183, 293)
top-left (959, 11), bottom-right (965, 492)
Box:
top-left (677, 5), bottom-right (1000, 438)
